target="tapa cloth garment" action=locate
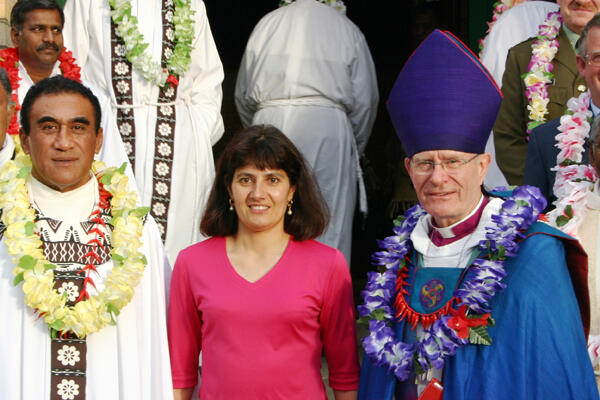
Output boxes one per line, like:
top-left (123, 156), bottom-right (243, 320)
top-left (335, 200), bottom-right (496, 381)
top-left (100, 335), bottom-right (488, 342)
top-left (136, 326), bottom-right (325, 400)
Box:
top-left (235, 0), bottom-right (378, 263)
top-left (0, 170), bottom-right (173, 399)
top-left (62, 0), bottom-right (224, 264)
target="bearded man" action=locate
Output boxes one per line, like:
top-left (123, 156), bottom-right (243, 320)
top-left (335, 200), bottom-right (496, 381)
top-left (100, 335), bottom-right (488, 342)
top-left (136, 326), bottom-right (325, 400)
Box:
top-left (0, 75), bottom-right (172, 399)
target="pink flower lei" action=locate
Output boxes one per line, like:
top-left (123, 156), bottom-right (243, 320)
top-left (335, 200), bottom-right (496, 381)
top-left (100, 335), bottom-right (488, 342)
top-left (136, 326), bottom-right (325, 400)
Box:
top-left (548, 91), bottom-right (598, 237)
top-left (523, 11), bottom-right (562, 138)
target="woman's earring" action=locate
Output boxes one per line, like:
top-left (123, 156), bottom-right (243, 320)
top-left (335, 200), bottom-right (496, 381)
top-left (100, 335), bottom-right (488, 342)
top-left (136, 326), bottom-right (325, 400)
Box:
top-left (229, 198), bottom-right (234, 211)
top-left (287, 200), bottom-right (293, 215)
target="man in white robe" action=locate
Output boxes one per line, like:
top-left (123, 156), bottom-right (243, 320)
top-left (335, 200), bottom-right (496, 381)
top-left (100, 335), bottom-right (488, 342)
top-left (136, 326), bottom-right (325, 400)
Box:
top-left (234, 0), bottom-right (378, 264)
top-left (6, 0), bottom-right (132, 181)
top-left (62, 0), bottom-right (225, 263)
top-left (0, 75), bottom-right (173, 399)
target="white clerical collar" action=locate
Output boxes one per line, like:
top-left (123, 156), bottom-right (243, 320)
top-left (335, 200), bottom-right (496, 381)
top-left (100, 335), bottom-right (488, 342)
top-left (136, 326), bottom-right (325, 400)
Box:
top-left (428, 194), bottom-right (484, 239)
top-left (18, 60), bottom-right (61, 87)
top-left (27, 172), bottom-right (97, 222)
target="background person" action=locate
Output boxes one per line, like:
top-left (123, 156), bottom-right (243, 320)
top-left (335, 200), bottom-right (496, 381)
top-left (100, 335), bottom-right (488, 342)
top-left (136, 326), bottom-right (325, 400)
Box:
top-left (235, 0), bottom-right (378, 264)
top-left (168, 125), bottom-right (359, 400)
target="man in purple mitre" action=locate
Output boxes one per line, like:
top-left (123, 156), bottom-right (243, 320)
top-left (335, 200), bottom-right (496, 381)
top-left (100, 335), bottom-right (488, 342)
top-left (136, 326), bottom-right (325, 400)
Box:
top-left (358, 29), bottom-right (598, 400)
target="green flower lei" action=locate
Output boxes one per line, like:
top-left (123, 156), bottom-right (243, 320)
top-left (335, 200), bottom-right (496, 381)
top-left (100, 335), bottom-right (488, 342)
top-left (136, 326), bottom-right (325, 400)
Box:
top-left (108, 0), bottom-right (195, 87)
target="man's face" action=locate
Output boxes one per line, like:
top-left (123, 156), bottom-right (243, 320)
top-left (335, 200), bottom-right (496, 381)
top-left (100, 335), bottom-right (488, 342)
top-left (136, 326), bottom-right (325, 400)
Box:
top-left (577, 26), bottom-right (600, 106)
top-left (11, 9), bottom-right (63, 71)
top-left (20, 92), bottom-right (103, 193)
top-left (558, 0), bottom-right (600, 34)
top-left (405, 150), bottom-right (490, 228)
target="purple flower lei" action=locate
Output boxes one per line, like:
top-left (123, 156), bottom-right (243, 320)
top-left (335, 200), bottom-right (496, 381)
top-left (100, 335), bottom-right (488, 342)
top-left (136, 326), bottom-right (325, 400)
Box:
top-left (358, 186), bottom-right (546, 381)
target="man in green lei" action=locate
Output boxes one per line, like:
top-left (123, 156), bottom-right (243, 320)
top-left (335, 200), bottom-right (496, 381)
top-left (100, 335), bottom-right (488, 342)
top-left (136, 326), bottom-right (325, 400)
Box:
top-left (0, 75), bottom-right (173, 399)
top-left (358, 30), bottom-right (598, 400)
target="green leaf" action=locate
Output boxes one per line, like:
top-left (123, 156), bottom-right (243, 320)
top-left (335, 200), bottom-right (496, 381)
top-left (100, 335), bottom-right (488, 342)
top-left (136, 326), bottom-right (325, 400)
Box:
top-left (44, 263), bottom-right (56, 271)
top-left (393, 215), bottom-right (406, 227)
top-left (487, 316), bottom-right (495, 327)
top-left (107, 303), bottom-right (121, 325)
top-left (141, 255), bottom-right (148, 265)
top-left (100, 172), bottom-right (114, 185)
top-left (565, 205), bottom-right (573, 218)
top-left (356, 316), bottom-right (371, 325)
top-left (469, 326), bottom-right (492, 346)
top-left (50, 328), bottom-right (58, 339)
top-left (556, 215), bottom-right (569, 227)
top-left (16, 167), bottom-right (30, 179)
top-left (13, 272), bottom-right (24, 286)
top-left (18, 255), bottom-right (37, 270)
top-left (24, 221), bottom-right (36, 236)
top-left (413, 356), bottom-right (425, 376)
top-left (117, 162), bottom-right (127, 174)
top-left (112, 253), bottom-right (125, 262)
top-left (133, 206), bottom-right (150, 217)
top-left (371, 308), bottom-right (387, 321)
top-left (49, 319), bottom-right (64, 332)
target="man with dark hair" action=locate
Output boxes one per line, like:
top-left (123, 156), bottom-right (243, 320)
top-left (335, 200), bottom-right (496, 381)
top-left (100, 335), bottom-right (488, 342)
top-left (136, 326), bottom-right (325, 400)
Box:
top-left (0, 76), bottom-right (173, 399)
top-left (0, 0), bottom-right (132, 182)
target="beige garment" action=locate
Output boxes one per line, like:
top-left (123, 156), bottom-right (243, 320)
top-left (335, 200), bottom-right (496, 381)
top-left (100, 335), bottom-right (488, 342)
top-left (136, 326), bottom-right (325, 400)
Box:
top-left (579, 190), bottom-right (600, 392)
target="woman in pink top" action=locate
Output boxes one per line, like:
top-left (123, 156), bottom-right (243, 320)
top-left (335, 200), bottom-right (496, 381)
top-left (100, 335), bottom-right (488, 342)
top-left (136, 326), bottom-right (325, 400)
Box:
top-left (168, 125), bottom-right (359, 400)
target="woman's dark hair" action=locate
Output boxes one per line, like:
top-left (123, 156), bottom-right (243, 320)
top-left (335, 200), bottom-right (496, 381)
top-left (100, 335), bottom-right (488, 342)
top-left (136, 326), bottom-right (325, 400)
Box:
top-left (201, 124), bottom-right (329, 240)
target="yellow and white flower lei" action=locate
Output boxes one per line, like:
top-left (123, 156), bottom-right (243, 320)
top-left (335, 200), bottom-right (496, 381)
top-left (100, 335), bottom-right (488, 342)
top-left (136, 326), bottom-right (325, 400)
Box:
top-left (0, 150), bottom-right (148, 338)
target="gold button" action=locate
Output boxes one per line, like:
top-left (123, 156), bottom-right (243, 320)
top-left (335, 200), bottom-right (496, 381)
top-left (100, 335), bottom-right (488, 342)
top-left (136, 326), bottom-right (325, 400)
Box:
top-left (578, 84), bottom-right (587, 92)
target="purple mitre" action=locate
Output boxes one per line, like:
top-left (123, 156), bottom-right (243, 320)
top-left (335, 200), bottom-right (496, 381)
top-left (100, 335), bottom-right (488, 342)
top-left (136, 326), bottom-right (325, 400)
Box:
top-left (387, 29), bottom-right (502, 157)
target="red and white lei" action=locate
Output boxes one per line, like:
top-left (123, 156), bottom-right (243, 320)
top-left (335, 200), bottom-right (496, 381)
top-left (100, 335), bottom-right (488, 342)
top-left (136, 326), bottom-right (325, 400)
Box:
top-left (548, 91), bottom-right (597, 237)
top-left (523, 11), bottom-right (562, 137)
top-left (0, 47), bottom-right (81, 135)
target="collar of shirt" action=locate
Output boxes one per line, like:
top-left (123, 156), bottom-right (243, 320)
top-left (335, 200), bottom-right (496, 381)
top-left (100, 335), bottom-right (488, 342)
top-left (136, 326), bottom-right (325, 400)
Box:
top-left (563, 23), bottom-right (580, 50)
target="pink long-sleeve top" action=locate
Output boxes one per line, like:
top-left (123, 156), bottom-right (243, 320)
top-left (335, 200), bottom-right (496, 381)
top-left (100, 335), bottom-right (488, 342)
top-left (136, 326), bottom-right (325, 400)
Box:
top-left (168, 237), bottom-right (359, 399)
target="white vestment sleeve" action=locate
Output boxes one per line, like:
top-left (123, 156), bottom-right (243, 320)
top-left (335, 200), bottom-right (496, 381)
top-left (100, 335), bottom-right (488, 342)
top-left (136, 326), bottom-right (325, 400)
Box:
top-left (188, 1), bottom-right (225, 146)
top-left (62, 0), bottom-right (91, 69)
top-left (348, 30), bottom-right (378, 155)
top-left (234, 48), bottom-right (258, 128)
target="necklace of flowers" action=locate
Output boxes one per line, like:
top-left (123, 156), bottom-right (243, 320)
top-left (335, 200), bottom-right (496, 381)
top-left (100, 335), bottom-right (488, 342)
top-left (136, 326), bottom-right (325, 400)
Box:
top-left (357, 186), bottom-right (545, 380)
top-left (0, 151), bottom-right (149, 339)
top-left (108, 0), bottom-right (195, 88)
top-left (0, 47), bottom-right (81, 136)
top-left (478, 0), bottom-right (529, 57)
top-left (523, 10), bottom-right (562, 138)
top-left (547, 91), bottom-right (597, 237)
top-left (279, 0), bottom-right (346, 14)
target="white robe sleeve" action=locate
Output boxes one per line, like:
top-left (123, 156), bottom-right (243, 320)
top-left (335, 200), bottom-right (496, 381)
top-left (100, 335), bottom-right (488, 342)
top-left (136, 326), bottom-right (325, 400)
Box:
top-left (62, 0), bottom-right (92, 70)
top-left (234, 44), bottom-right (258, 128)
top-left (347, 30), bottom-right (378, 155)
top-left (187, 0), bottom-right (225, 146)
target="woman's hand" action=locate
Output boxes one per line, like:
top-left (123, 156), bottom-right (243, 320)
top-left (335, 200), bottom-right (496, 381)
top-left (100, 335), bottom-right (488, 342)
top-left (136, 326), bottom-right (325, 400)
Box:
top-left (333, 389), bottom-right (358, 400)
top-left (173, 388), bottom-right (195, 400)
